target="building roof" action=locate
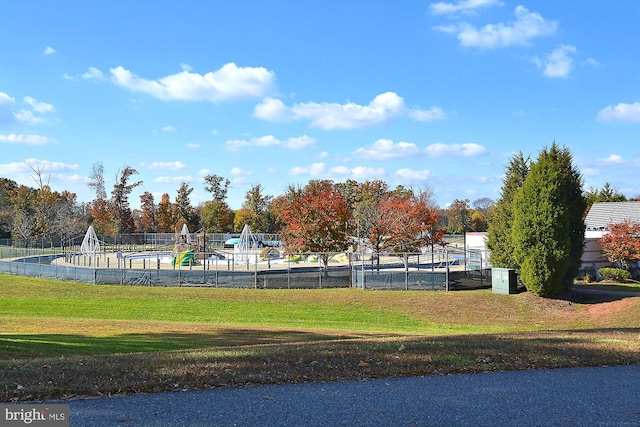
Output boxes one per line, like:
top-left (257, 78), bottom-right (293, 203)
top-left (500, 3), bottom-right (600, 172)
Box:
top-left (584, 201), bottom-right (640, 231)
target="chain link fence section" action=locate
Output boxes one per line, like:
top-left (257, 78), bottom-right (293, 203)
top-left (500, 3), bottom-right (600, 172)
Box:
top-left (0, 246), bottom-right (490, 290)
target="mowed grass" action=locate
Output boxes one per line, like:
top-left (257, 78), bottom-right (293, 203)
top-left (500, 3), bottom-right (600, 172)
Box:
top-left (1, 273), bottom-right (639, 401)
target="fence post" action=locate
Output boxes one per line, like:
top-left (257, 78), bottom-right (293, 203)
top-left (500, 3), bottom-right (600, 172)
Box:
top-left (405, 253), bottom-right (409, 290)
top-left (445, 249), bottom-right (450, 291)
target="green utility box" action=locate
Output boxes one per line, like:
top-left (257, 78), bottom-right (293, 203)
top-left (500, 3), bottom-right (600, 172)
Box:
top-left (492, 268), bottom-right (517, 294)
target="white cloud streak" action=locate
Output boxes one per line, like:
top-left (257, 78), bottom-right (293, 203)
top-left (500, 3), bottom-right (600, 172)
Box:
top-left (110, 63), bottom-right (276, 102)
top-left (533, 45), bottom-right (576, 78)
top-left (434, 6), bottom-right (557, 49)
top-left (0, 133), bottom-right (53, 145)
top-left (153, 176), bottom-right (193, 184)
top-left (596, 154), bottom-right (627, 166)
top-left (148, 161), bottom-right (188, 171)
top-left (395, 168), bottom-right (434, 181)
top-left (82, 67), bottom-right (105, 81)
top-left (425, 142), bottom-right (487, 157)
top-left (0, 92), bottom-right (15, 105)
top-left (289, 163), bottom-right (385, 180)
top-left (0, 158), bottom-right (78, 176)
top-left (23, 96), bottom-right (54, 113)
top-left (226, 135), bottom-right (317, 151)
top-left (255, 92), bottom-right (445, 129)
top-left (596, 102), bottom-right (640, 123)
top-left (430, 0), bottom-right (503, 16)
top-left (353, 138), bottom-right (421, 160)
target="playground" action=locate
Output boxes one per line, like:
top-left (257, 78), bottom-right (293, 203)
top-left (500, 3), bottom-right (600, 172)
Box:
top-left (0, 224), bottom-right (488, 290)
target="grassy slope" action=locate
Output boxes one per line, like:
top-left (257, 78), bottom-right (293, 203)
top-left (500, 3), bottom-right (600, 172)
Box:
top-left (1, 274), bottom-right (639, 401)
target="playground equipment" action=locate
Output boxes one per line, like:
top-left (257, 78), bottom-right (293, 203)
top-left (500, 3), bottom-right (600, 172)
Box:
top-left (172, 249), bottom-right (196, 266)
top-left (80, 225), bottom-right (101, 256)
top-left (234, 224), bottom-right (259, 264)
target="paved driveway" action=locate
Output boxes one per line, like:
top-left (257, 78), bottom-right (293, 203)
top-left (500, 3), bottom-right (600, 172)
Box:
top-left (67, 365), bottom-right (639, 426)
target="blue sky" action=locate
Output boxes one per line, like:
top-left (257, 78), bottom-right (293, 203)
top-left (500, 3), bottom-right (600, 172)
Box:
top-left (1, 0), bottom-right (639, 210)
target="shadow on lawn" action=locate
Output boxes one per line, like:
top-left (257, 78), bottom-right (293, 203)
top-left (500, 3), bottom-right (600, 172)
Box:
top-left (0, 328), bottom-right (392, 358)
top-left (2, 328), bottom-right (639, 402)
top-left (556, 288), bottom-right (637, 304)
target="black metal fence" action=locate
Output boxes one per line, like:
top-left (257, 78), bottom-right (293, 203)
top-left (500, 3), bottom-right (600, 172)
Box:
top-left (0, 246), bottom-right (490, 291)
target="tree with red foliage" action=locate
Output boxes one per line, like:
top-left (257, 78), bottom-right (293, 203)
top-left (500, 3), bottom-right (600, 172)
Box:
top-left (368, 189), bottom-right (440, 268)
top-left (599, 221), bottom-right (640, 270)
top-left (277, 180), bottom-right (351, 267)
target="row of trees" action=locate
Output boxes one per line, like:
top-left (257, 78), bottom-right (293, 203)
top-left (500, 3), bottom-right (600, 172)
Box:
top-left (1, 152), bottom-right (636, 285)
top-left (0, 160), bottom-right (497, 242)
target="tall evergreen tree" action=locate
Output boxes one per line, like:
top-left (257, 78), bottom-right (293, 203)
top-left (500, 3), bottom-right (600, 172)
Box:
top-left (511, 143), bottom-right (585, 297)
top-left (486, 152), bottom-right (530, 268)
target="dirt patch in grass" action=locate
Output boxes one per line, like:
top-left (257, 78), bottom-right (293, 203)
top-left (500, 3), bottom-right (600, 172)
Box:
top-left (586, 299), bottom-right (639, 326)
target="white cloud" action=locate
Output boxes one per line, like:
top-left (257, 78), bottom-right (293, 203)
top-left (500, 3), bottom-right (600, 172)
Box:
top-left (253, 97), bottom-right (290, 121)
top-left (153, 176), bottom-right (192, 184)
top-left (148, 161), bottom-right (188, 171)
top-left (0, 158), bottom-right (78, 176)
top-left (429, 0), bottom-right (503, 16)
top-left (0, 133), bottom-right (53, 145)
top-left (226, 134), bottom-right (317, 151)
top-left (226, 139), bottom-right (252, 152)
top-left (255, 92), bottom-right (445, 129)
top-left (81, 67), bottom-right (105, 81)
top-left (23, 96), bottom-right (54, 113)
top-left (44, 46), bottom-right (56, 55)
top-left (596, 102), bottom-right (640, 123)
top-left (0, 92), bottom-right (15, 105)
top-left (395, 168), bottom-right (434, 181)
top-left (583, 57), bottom-right (599, 67)
top-left (267, 168), bottom-right (278, 175)
top-left (596, 154), bottom-right (627, 166)
top-left (230, 167), bottom-right (252, 176)
top-left (282, 135), bottom-right (317, 149)
top-left (582, 168), bottom-right (600, 176)
top-left (350, 166), bottom-right (385, 180)
top-left (425, 142), bottom-right (486, 157)
top-left (13, 110), bottom-right (44, 125)
top-left (533, 45), bottom-right (576, 78)
top-left (254, 135), bottom-right (280, 147)
top-left (408, 107), bottom-right (446, 122)
top-left (186, 143), bottom-right (201, 149)
top-left (197, 169), bottom-right (210, 176)
top-left (110, 62), bottom-right (276, 102)
top-left (288, 163), bottom-right (384, 180)
top-left (354, 138), bottom-right (421, 160)
top-left (435, 6), bottom-right (557, 49)
top-left (0, 95), bottom-right (54, 126)
top-left (161, 125), bottom-right (176, 132)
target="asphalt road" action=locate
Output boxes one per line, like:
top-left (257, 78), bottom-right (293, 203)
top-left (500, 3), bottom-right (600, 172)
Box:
top-left (63, 365), bottom-right (640, 426)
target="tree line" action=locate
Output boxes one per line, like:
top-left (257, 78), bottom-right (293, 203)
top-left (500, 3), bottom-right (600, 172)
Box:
top-left (1, 144), bottom-right (637, 296)
top-left (0, 161), bottom-right (502, 242)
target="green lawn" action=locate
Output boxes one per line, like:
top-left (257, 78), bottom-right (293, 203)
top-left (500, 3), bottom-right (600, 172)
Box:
top-left (1, 273), bottom-right (639, 401)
